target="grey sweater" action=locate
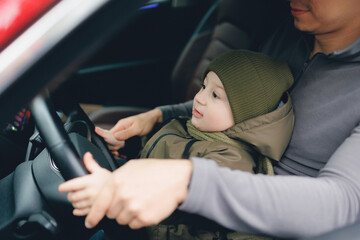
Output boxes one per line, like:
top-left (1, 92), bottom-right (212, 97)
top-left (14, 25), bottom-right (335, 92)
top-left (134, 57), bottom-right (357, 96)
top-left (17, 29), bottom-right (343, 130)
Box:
top-left (159, 22), bottom-right (360, 238)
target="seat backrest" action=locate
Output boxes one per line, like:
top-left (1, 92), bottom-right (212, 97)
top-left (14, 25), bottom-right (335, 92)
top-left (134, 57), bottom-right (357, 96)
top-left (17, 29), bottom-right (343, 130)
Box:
top-left (170, 0), bottom-right (290, 103)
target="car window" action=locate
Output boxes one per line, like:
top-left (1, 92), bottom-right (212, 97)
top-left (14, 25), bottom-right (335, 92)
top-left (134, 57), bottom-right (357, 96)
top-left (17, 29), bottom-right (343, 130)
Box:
top-left (0, 0), bottom-right (59, 52)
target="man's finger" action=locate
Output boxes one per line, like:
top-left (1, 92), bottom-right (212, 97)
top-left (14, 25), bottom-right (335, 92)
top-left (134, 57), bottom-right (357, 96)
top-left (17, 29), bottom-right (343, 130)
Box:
top-left (108, 142), bottom-right (124, 151)
top-left (85, 184), bottom-right (114, 228)
top-left (114, 207), bottom-right (135, 225)
top-left (106, 192), bottom-right (124, 219)
top-left (128, 218), bottom-right (144, 230)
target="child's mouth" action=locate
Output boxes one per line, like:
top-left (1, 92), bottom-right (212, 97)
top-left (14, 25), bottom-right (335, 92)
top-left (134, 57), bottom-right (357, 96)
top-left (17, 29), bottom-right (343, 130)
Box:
top-left (192, 108), bottom-right (203, 118)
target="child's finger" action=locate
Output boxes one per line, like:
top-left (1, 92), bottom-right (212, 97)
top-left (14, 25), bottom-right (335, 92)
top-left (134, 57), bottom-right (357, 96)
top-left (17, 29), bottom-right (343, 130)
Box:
top-left (112, 151), bottom-right (119, 157)
top-left (68, 190), bottom-right (90, 203)
top-left (58, 177), bottom-right (89, 192)
top-left (96, 127), bottom-right (124, 146)
top-left (108, 143), bottom-right (124, 151)
top-left (83, 152), bottom-right (102, 173)
top-left (95, 127), bottom-right (108, 138)
top-left (73, 208), bottom-right (91, 216)
top-left (72, 199), bottom-right (91, 210)
top-left (114, 128), bottom-right (136, 141)
top-left (106, 136), bottom-right (125, 147)
top-left (110, 118), bottom-right (132, 133)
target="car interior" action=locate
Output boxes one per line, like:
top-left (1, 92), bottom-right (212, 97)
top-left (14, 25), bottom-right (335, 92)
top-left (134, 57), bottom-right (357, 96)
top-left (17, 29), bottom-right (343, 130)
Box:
top-left (81, 0), bottom-right (290, 129)
top-left (0, 0), bottom-right (359, 239)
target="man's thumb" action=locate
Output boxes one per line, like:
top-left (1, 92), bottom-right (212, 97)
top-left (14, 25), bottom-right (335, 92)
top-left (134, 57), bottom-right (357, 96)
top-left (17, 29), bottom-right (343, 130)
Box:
top-left (83, 152), bottom-right (101, 173)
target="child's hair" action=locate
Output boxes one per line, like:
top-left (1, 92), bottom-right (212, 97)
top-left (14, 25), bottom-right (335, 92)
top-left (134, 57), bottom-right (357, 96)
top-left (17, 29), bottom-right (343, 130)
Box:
top-left (203, 50), bottom-right (293, 123)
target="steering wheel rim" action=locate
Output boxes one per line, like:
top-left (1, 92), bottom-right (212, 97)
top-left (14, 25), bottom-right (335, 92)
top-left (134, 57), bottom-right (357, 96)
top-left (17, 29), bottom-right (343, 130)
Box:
top-left (29, 92), bottom-right (144, 239)
top-left (30, 92), bottom-right (116, 180)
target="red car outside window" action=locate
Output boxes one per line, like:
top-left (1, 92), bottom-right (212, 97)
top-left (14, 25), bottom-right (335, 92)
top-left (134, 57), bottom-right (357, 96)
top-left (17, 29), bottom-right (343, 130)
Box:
top-left (0, 0), bottom-right (59, 51)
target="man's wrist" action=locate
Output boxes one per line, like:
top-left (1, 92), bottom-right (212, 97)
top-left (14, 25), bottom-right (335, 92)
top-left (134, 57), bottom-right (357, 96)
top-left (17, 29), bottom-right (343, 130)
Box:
top-left (177, 160), bottom-right (193, 204)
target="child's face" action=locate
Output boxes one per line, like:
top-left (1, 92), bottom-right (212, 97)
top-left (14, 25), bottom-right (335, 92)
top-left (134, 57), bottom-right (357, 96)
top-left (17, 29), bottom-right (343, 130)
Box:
top-left (191, 71), bottom-right (234, 132)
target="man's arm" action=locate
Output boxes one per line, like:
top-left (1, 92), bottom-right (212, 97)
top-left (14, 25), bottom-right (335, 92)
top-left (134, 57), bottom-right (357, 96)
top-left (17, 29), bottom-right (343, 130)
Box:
top-left (158, 100), bottom-right (193, 123)
top-left (179, 124), bottom-right (360, 239)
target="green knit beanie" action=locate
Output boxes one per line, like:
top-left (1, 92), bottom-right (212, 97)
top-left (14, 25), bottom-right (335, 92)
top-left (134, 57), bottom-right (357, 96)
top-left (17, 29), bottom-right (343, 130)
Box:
top-left (203, 50), bottom-right (293, 124)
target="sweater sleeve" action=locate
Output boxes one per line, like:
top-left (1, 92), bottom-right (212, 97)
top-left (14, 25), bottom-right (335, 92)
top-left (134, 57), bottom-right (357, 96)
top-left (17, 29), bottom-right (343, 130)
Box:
top-left (158, 100), bottom-right (193, 123)
top-left (179, 124), bottom-right (360, 239)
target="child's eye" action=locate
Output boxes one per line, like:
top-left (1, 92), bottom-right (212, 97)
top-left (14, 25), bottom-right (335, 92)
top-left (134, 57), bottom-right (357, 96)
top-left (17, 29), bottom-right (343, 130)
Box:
top-left (201, 84), bottom-right (206, 89)
top-left (213, 92), bottom-right (219, 99)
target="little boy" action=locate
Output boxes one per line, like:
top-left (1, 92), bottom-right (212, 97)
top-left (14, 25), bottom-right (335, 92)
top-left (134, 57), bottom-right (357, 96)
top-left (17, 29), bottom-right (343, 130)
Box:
top-left (138, 49), bottom-right (294, 175)
top-left (59, 50), bottom-right (294, 239)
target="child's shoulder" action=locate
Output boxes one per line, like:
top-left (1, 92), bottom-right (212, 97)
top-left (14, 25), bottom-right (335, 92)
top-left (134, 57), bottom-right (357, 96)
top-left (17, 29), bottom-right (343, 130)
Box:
top-left (158, 116), bottom-right (191, 136)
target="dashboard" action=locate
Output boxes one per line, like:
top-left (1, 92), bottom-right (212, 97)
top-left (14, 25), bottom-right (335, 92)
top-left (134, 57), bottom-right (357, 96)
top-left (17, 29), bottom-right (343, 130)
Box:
top-left (0, 108), bottom-right (34, 179)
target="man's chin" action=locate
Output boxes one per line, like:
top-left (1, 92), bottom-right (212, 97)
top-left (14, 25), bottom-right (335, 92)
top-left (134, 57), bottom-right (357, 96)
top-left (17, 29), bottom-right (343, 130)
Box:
top-left (294, 19), bottom-right (317, 34)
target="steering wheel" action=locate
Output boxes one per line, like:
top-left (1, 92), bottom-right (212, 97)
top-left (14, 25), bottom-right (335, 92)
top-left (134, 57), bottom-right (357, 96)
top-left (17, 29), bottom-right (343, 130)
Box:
top-left (28, 92), bottom-right (146, 240)
top-left (29, 92), bottom-right (117, 180)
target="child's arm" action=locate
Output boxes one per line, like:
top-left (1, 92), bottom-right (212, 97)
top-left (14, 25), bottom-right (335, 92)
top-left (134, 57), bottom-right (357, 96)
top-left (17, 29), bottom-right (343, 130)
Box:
top-left (95, 108), bottom-right (162, 157)
top-left (58, 152), bottom-right (112, 216)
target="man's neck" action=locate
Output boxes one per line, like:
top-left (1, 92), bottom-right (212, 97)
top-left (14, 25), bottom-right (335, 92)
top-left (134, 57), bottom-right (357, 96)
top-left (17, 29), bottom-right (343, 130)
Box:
top-left (312, 27), bottom-right (360, 55)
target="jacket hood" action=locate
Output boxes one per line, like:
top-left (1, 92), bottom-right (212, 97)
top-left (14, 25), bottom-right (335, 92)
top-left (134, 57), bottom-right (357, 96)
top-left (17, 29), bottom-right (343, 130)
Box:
top-left (224, 92), bottom-right (294, 161)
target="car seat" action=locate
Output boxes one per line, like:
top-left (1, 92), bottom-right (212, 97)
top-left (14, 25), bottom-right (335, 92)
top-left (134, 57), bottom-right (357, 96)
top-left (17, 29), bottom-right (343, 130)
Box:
top-left (89, 0), bottom-right (290, 129)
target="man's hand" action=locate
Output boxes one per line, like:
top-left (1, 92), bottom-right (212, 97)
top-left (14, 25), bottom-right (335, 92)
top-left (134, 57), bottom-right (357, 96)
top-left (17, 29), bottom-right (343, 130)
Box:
top-left (58, 152), bottom-right (112, 216)
top-left (84, 159), bottom-right (193, 229)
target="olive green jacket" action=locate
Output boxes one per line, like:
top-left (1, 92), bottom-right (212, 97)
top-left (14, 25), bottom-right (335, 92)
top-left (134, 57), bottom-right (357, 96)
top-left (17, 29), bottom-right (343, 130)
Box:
top-left (140, 93), bottom-right (294, 174)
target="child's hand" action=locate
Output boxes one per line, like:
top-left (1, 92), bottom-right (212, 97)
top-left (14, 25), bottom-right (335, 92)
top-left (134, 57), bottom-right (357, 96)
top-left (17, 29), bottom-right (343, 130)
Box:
top-left (108, 108), bottom-right (162, 141)
top-left (95, 108), bottom-right (162, 157)
top-left (95, 127), bottom-right (125, 157)
top-left (58, 152), bottom-right (112, 216)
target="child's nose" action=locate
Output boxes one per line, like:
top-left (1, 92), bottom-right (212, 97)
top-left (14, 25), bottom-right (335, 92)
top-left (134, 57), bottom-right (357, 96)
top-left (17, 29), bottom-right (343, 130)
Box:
top-left (195, 90), bottom-right (206, 105)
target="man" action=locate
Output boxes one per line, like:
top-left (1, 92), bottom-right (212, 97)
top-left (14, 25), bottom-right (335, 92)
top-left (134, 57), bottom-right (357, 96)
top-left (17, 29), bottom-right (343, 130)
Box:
top-left (59, 0), bottom-right (360, 238)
